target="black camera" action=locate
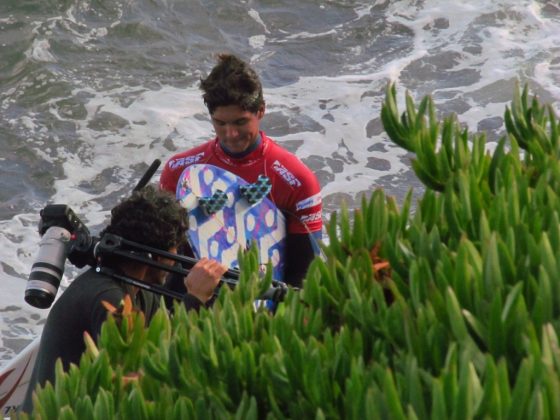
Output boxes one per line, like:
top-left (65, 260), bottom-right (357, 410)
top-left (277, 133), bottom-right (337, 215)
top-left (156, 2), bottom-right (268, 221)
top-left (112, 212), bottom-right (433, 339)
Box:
top-left (25, 205), bottom-right (98, 309)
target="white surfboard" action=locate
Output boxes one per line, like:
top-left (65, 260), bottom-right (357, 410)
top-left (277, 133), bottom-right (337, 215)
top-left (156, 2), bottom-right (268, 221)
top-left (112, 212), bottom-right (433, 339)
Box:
top-left (0, 336), bottom-right (40, 416)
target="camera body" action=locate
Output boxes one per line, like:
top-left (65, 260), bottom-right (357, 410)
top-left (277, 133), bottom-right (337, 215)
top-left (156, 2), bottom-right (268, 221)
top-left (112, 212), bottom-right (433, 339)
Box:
top-left (25, 205), bottom-right (97, 309)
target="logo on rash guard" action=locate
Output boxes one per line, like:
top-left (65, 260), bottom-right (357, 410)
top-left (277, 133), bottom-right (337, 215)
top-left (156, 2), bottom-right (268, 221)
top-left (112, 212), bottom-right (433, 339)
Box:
top-left (169, 152), bottom-right (205, 170)
top-left (300, 211), bottom-right (322, 224)
top-left (272, 160), bottom-right (302, 187)
top-left (296, 192), bottom-right (322, 211)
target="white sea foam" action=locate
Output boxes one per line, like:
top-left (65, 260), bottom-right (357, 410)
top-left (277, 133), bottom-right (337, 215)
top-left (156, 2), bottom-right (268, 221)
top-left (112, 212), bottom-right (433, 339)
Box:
top-left (249, 34), bottom-right (266, 49)
top-left (0, 269), bottom-right (45, 363)
top-left (25, 39), bottom-right (57, 63)
top-left (248, 8), bottom-right (269, 33)
top-left (48, 86), bottom-right (209, 210)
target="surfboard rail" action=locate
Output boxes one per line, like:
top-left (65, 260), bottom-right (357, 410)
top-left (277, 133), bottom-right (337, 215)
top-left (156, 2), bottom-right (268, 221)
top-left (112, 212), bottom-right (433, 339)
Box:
top-left (0, 336), bottom-right (40, 416)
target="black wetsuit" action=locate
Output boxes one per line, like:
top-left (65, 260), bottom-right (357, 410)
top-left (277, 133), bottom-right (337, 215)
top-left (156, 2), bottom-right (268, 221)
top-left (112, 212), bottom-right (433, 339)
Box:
top-left (21, 268), bottom-right (201, 413)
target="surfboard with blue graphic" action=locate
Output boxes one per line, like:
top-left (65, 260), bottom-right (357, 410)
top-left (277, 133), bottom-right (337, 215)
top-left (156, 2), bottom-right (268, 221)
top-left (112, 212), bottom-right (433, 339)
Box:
top-left (176, 164), bottom-right (286, 282)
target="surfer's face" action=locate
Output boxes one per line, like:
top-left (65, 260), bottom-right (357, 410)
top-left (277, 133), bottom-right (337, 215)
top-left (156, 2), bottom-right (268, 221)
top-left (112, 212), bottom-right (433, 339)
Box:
top-left (211, 104), bottom-right (264, 154)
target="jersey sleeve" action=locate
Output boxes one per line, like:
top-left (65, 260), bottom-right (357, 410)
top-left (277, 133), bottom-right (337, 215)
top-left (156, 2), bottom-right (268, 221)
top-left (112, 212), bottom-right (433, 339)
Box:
top-left (159, 157), bottom-right (179, 194)
top-left (284, 157), bottom-right (323, 235)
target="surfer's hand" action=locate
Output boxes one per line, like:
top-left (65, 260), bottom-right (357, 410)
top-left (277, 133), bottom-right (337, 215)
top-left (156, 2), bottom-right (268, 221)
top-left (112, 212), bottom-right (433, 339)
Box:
top-left (184, 258), bottom-right (227, 303)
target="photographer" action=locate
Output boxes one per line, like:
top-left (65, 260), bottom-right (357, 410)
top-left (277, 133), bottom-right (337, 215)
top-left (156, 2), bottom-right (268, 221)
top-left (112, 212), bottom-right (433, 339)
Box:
top-left (21, 186), bottom-right (227, 413)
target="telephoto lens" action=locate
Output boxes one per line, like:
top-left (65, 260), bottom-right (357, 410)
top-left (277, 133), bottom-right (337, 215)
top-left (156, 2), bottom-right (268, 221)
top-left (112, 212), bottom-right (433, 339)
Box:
top-left (25, 226), bottom-right (71, 309)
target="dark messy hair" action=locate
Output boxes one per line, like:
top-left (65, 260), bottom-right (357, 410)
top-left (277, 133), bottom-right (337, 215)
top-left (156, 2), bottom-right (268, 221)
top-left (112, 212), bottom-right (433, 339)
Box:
top-left (100, 185), bottom-right (187, 252)
top-left (200, 53), bottom-right (264, 114)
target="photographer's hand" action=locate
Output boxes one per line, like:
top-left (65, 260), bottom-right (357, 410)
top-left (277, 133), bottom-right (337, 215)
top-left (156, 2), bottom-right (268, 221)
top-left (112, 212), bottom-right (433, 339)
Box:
top-left (184, 258), bottom-right (227, 303)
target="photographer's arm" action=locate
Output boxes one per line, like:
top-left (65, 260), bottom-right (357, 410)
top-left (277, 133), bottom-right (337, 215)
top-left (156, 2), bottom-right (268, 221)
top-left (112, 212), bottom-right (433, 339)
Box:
top-left (182, 258), bottom-right (227, 310)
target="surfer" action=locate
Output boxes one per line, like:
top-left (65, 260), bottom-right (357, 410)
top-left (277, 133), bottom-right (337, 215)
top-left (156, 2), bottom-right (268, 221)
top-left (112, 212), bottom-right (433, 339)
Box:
top-left (21, 186), bottom-right (227, 413)
top-left (160, 54), bottom-right (323, 288)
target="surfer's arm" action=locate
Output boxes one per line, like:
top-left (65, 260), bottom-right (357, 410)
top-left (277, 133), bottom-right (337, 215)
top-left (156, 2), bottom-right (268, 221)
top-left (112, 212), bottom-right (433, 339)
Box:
top-left (283, 231), bottom-right (321, 288)
top-left (159, 163), bottom-right (177, 193)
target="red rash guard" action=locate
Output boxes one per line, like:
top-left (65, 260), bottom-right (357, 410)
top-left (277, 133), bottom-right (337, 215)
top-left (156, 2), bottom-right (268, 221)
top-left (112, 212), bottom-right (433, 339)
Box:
top-left (160, 132), bottom-right (322, 235)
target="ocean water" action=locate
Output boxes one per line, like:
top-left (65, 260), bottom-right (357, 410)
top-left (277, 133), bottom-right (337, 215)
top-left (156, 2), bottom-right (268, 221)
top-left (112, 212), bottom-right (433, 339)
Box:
top-left (1, 0), bottom-right (559, 366)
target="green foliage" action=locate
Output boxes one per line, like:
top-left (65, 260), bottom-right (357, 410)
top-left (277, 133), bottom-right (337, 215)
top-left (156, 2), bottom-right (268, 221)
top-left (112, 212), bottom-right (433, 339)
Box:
top-left (20, 83), bottom-right (560, 419)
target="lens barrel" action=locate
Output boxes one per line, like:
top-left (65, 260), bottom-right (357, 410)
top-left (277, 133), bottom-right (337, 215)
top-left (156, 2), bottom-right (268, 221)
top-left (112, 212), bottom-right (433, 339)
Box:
top-left (25, 226), bottom-right (71, 309)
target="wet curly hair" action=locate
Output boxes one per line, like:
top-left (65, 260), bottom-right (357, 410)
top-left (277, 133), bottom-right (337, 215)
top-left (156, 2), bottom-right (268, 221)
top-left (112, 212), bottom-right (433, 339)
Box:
top-left (200, 53), bottom-right (264, 115)
top-left (101, 185), bottom-right (187, 252)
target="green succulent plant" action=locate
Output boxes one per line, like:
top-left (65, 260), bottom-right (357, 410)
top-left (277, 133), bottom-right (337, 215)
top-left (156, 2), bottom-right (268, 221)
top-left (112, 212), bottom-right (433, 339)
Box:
top-left (18, 83), bottom-right (560, 419)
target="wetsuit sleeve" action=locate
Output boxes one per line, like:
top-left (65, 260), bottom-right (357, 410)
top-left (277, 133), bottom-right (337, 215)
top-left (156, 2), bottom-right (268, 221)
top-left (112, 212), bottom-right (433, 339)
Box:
top-left (182, 293), bottom-right (204, 311)
top-left (283, 232), bottom-right (321, 288)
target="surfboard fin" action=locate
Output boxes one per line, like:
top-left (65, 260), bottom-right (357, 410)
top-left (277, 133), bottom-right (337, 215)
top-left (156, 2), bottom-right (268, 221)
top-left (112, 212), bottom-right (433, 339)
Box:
top-left (199, 190), bottom-right (228, 215)
top-left (239, 175), bottom-right (272, 205)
